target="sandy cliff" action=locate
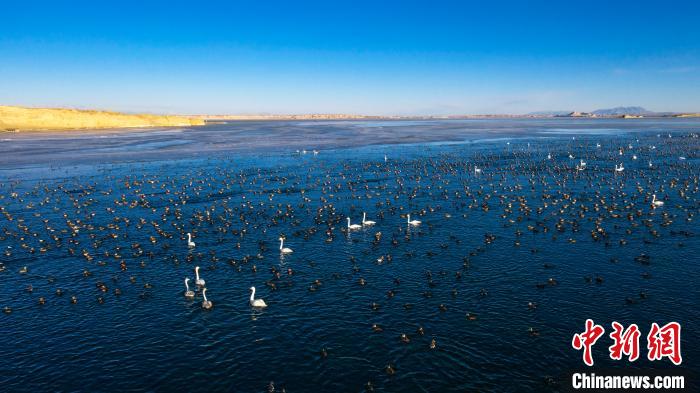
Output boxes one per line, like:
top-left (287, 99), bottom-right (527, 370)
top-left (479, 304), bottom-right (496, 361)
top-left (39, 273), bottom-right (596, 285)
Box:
top-left (0, 105), bottom-right (205, 131)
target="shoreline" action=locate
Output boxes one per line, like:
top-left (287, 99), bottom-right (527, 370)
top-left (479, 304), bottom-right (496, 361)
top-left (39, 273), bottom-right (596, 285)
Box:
top-left (3, 104), bottom-right (699, 133)
top-left (0, 105), bottom-right (205, 132)
top-left (2, 115), bottom-right (698, 136)
top-left (195, 114), bottom-right (693, 121)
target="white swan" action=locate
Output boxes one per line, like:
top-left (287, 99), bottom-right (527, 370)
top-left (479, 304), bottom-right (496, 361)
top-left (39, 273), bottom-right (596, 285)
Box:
top-left (184, 278), bottom-right (194, 299)
top-left (615, 164), bottom-right (624, 172)
top-left (249, 286), bottom-right (267, 308)
top-left (547, 153), bottom-right (552, 160)
top-left (279, 237), bottom-right (293, 254)
top-left (194, 266), bottom-right (205, 286)
top-left (187, 232), bottom-right (195, 248)
top-left (362, 212), bottom-right (376, 226)
top-left (652, 194), bottom-right (664, 207)
top-left (632, 155), bottom-right (638, 160)
top-left (347, 217), bottom-right (362, 230)
top-left (407, 214), bottom-right (421, 226)
top-left (648, 161), bottom-right (653, 168)
top-left (201, 288), bottom-right (213, 309)
top-left (474, 166), bottom-right (482, 174)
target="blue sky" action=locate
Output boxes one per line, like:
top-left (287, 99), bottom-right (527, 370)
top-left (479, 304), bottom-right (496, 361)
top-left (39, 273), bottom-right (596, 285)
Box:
top-left (1, 1), bottom-right (699, 115)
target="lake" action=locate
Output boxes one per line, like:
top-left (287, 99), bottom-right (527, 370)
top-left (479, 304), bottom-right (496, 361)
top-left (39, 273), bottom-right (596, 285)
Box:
top-left (0, 118), bottom-right (698, 392)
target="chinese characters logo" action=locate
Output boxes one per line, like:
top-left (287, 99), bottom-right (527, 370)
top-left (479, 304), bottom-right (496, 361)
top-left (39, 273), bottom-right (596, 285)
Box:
top-left (572, 319), bottom-right (681, 366)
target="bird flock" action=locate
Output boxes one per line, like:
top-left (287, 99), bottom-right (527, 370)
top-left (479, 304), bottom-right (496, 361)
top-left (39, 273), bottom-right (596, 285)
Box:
top-left (0, 130), bottom-right (698, 391)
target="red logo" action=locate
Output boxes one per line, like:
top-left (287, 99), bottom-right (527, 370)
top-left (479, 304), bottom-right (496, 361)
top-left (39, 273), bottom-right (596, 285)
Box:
top-left (572, 319), bottom-right (606, 366)
top-left (647, 322), bottom-right (682, 365)
top-left (609, 322), bottom-right (640, 362)
top-left (572, 320), bottom-right (682, 366)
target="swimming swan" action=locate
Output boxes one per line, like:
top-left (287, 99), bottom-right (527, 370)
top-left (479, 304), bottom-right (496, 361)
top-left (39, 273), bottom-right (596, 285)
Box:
top-left (362, 212), bottom-right (376, 226)
top-left (195, 266), bottom-right (205, 286)
top-left (187, 233), bottom-right (195, 248)
top-left (347, 217), bottom-right (362, 230)
top-left (184, 278), bottom-right (195, 299)
top-left (279, 237), bottom-right (293, 254)
top-left (201, 288), bottom-right (213, 309)
top-left (407, 214), bottom-right (421, 226)
top-left (249, 286), bottom-right (267, 308)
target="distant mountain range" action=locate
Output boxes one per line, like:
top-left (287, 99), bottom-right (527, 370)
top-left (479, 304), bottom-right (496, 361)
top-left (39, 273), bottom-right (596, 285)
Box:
top-left (528, 106), bottom-right (684, 117)
top-left (590, 106), bottom-right (654, 116)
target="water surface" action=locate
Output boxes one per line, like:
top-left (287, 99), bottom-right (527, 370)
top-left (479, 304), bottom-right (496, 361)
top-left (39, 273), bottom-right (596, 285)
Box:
top-left (0, 119), bottom-right (698, 392)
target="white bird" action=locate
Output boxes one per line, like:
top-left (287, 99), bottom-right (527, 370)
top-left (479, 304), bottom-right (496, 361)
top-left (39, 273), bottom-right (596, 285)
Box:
top-left (362, 212), bottom-right (376, 226)
top-left (384, 154), bottom-right (388, 163)
top-left (547, 153), bottom-right (552, 160)
top-left (568, 154), bottom-right (574, 159)
top-left (596, 143), bottom-right (601, 148)
top-left (187, 232), bottom-right (195, 248)
top-left (632, 155), bottom-right (638, 160)
top-left (194, 266), bottom-right (205, 286)
top-left (474, 166), bottom-right (482, 174)
top-left (201, 288), bottom-right (213, 309)
top-left (648, 161), bottom-right (653, 168)
top-left (407, 214), bottom-right (421, 226)
top-left (249, 286), bottom-right (267, 308)
top-left (652, 194), bottom-right (664, 207)
top-left (615, 164), bottom-right (625, 172)
top-left (347, 217), bottom-right (362, 230)
top-left (279, 237), bottom-right (293, 254)
top-left (184, 278), bottom-right (194, 299)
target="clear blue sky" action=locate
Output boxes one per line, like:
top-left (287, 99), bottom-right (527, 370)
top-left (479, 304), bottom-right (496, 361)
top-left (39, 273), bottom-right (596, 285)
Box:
top-left (1, 1), bottom-right (699, 115)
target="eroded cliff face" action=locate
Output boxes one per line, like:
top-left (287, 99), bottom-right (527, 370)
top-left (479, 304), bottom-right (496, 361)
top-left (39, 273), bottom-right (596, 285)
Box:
top-left (0, 105), bottom-right (205, 131)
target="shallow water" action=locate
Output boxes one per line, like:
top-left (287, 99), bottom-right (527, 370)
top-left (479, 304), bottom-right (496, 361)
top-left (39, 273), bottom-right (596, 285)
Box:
top-left (0, 119), bottom-right (698, 392)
